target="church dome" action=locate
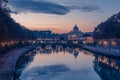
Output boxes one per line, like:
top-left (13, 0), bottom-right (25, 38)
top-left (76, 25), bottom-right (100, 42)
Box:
top-left (73, 25), bottom-right (79, 32)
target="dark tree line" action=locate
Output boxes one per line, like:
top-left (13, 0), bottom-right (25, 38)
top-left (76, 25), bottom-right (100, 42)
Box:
top-left (0, 0), bottom-right (36, 42)
top-left (93, 12), bottom-right (120, 39)
top-left (0, 0), bottom-right (9, 14)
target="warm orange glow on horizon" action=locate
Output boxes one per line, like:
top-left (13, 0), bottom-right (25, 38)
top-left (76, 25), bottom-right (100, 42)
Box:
top-left (21, 24), bottom-right (94, 33)
top-left (11, 11), bottom-right (101, 33)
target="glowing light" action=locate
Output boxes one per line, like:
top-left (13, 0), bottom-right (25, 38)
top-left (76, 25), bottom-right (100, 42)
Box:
top-left (111, 41), bottom-right (116, 46)
top-left (103, 40), bottom-right (108, 46)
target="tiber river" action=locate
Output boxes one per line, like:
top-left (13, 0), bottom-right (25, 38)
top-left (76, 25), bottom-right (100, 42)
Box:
top-left (15, 45), bottom-right (120, 80)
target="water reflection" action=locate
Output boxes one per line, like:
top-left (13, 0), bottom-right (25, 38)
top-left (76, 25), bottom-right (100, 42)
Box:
top-left (16, 45), bottom-right (120, 80)
top-left (21, 64), bottom-right (70, 80)
top-left (15, 50), bottom-right (37, 79)
top-left (38, 45), bottom-right (80, 59)
top-left (93, 54), bottom-right (120, 80)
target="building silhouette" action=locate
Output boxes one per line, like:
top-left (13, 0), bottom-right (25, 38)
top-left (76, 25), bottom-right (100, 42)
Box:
top-left (67, 25), bottom-right (83, 40)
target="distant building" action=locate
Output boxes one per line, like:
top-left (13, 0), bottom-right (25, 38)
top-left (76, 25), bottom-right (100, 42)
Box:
top-left (33, 30), bottom-right (60, 40)
top-left (33, 30), bottom-right (52, 39)
top-left (67, 25), bottom-right (83, 40)
top-left (39, 30), bottom-right (52, 34)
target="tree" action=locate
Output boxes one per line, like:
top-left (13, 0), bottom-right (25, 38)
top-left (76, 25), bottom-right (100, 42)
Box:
top-left (93, 12), bottom-right (120, 39)
top-left (0, 0), bottom-right (9, 14)
top-left (0, 0), bottom-right (36, 42)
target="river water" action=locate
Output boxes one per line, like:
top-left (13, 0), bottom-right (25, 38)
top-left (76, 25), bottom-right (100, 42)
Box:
top-left (16, 45), bottom-right (120, 80)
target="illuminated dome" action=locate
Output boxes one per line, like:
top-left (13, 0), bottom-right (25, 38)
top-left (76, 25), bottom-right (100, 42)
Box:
top-left (67, 24), bottom-right (83, 40)
top-left (73, 24), bottom-right (79, 32)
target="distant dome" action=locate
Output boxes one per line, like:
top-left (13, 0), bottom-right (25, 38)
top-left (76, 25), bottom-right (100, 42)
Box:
top-left (73, 25), bottom-right (79, 32)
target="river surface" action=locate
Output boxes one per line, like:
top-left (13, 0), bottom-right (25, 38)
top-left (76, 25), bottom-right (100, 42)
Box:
top-left (16, 45), bottom-right (120, 80)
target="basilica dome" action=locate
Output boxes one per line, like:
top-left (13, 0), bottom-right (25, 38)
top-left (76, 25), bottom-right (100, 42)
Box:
top-left (73, 25), bottom-right (79, 32)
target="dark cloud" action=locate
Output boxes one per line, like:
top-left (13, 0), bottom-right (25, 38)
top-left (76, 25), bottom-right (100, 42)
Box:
top-left (9, 0), bottom-right (100, 15)
top-left (68, 5), bottom-right (100, 12)
top-left (9, 0), bottom-right (70, 15)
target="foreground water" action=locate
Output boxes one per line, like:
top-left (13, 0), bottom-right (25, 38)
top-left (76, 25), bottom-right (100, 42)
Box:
top-left (16, 46), bottom-right (120, 80)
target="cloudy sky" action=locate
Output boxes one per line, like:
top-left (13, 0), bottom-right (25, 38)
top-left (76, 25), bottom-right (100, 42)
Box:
top-left (9, 0), bottom-right (120, 33)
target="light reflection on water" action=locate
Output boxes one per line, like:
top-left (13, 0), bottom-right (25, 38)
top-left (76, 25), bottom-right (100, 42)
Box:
top-left (16, 45), bottom-right (120, 80)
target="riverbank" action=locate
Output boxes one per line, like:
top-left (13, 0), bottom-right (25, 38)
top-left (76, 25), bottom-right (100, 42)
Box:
top-left (81, 45), bottom-right (120, 58)
top-left (0, 46), bottom-right (35, 80)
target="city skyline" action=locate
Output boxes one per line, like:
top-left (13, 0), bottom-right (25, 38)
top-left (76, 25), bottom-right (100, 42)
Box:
top-left (9, 0), bottom-right (120, 33)
top-left (1, 0), bottom-right (120, 79)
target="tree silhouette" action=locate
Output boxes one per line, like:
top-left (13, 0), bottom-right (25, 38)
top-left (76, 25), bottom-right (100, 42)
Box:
top-left (93, 12), bottom-right (120, 39)
top-left (0, 0), bottom-right (9, 14)
top-left (0, 0), bottom-right (36, 42)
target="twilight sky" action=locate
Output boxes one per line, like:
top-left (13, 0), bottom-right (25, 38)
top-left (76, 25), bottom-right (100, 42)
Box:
top-left (9, 0), bottom-right (120, 33)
